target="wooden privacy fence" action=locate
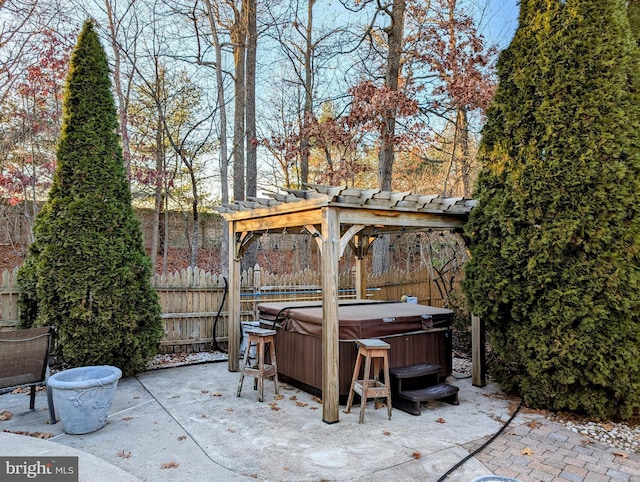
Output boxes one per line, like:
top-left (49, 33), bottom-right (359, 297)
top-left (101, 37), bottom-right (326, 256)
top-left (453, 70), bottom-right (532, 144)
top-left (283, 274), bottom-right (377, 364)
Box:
top-left (0, 265), bottom-right (453, 353)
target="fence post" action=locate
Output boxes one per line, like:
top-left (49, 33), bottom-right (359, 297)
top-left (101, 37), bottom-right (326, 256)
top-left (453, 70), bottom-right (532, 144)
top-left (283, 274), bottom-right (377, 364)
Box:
top-left (472, 314), bottom-right (486, 387)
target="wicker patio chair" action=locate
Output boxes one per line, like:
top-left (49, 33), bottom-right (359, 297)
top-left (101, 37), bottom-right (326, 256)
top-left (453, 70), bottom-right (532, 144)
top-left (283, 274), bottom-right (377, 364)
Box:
top-left (0, 326), bottom-right (57, 423)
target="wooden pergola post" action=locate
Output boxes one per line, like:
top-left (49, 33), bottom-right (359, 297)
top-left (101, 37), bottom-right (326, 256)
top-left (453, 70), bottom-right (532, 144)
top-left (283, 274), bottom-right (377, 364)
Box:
top-left (228, 223), bottom-right (241, 372)
top-left (472, 314), bottom-right (486, 387)
top-left (321, 207), bottom-right (340, 423)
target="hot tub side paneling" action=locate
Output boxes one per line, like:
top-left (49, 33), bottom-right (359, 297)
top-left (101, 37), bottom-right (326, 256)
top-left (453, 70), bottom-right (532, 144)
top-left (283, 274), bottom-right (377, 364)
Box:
top-left (260, 315), bottom-right (452, 400)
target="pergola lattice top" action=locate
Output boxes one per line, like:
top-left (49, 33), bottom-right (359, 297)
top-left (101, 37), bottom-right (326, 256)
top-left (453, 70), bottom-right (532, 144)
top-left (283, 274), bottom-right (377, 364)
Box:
top-left (218, 184), bottom-right (476, 216)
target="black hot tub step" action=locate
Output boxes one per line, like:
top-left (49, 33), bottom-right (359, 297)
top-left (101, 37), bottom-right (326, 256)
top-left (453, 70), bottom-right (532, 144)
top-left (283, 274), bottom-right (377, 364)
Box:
top-left (392, 383), bottom-right (460, 416)
top-left (389, 363), bottom-right (441, 379)
top-left (399, 382), bottom-right (459, 404)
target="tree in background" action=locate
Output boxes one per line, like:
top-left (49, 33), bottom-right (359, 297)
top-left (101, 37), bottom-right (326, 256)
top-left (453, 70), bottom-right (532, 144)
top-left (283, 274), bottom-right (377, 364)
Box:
top-left (463, 0), bottom-right (640, 419)
top-left (17, 20), bottom-right (163, 376)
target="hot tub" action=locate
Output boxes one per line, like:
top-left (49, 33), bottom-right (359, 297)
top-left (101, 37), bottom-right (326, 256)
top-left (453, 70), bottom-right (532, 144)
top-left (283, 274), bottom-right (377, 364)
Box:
top-left (257, 300), bottom-right (454, 400)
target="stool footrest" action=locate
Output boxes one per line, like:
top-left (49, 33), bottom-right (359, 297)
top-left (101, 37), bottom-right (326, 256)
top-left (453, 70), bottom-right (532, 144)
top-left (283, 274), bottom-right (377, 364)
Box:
top-left (353, 380), bottom-right (390, 398)
top-left (241, 365), bottom-right (277, 378)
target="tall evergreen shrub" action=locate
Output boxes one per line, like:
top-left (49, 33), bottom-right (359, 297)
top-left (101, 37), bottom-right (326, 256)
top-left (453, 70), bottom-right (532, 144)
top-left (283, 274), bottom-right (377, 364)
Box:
top-left (17, 20), bottom-right (163, 376)
top-left (463, 0), bottom-right (640, 419)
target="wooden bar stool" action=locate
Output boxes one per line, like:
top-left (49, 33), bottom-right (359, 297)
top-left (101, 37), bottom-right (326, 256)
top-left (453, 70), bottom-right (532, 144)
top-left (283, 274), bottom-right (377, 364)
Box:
top-left (345, 338), bottom-right (392, 423)
top-left (237, 328), bottom-right (279, 402)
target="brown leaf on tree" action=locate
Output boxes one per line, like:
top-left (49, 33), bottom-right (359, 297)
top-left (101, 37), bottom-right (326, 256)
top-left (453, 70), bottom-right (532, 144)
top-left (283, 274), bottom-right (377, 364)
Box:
top-left (161, 461), bottom-right (179, 469)
top-left (412, 452), bottom-right (421, 459)
top-left (435, 418), bottom-right (446, 424)
top-left (0, 411), bottom-right (13, 421)
top-left (117, 450), bottom-right (132, 459)
top-left (520, 447), bottom-right (533, 456)
top-left (613, 451), bottom-right (629, 459)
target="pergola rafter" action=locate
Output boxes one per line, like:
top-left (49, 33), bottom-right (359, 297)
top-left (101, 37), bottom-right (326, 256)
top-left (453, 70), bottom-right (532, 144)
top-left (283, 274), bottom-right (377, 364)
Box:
top-left (217, 184), bottom-right (479, 423)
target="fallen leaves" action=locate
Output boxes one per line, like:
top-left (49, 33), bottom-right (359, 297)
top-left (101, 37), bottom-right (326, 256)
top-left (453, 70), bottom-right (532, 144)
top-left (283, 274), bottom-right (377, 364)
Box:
top-left (0, 411), bottom-right (13, 421)
top-left (613, 450), bottom-right (629, 459)
top-left (435, 418), bottom-right (446, 424)
top-left (383, 430), bottom-right (391, 436)
top-left (412, 452), bottom-right (421, 459)
top-left (117, 450), bottom-right (132, 459)
top-left (177, 435), bottom-right (187, 441)
top-left (312, 396), bottom-right (322, 404)
top-left (211, 392), bottom-right (222, 397)
top-left (160, 461), bottom-right (179, 469)
top-left (526, 420), bottom-right (541, 429)
top-left (269, 402), bottom-right (280, 411)
top-left (3, 429), bottom-right (53, 439)
top-left (295, 401), bottom-right (308, 407)
top-left (520, 447), bottom-right (533, 456)
top-left (274, 394), bottom-right (284, 400)
top-left (121, 416), bottom-right (133, 421)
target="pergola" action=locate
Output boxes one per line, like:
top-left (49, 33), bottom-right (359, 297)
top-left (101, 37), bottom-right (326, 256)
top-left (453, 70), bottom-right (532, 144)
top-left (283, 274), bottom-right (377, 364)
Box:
top-left (218, 184), bottom-right (479, 423)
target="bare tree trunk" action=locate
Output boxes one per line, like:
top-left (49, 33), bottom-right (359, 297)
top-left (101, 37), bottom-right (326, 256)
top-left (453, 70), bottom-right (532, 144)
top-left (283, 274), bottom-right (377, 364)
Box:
top-left (188, 164), bottom-right (199, 269)
top-left (299, 0), bottom-right (315, 188)
top-left (457, 107), bottom-right (471, 197)
top-left (232, 2), bottom-right (246, 203)
top-left (104, 0), bottom-right (132, 183)
top-left (203, 0), bottom-right (229, 274)
top-left (245, 0), bottom-right (256, 199)
top-left (373, 0), bottom-right (405, 275)
top-left (151, 104), bottom-right (163, 272)
top-left (243, 0), bottom-right (258, 271)
top-left (298, 0), bottom-right (315, 271)
top-left (162, 194), bottom-right (169, 275)
top-left (442, 0), bottom-right (471, 198)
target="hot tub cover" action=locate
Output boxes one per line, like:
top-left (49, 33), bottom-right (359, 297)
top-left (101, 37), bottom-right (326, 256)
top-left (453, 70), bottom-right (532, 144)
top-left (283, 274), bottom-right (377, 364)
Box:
top-left (258, 300), bottom-right (453, 340)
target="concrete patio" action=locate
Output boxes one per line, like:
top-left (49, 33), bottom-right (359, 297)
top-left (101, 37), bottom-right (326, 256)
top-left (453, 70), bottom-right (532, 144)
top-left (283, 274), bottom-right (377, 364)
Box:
top-left (1, 361), bottom-right (638, 481)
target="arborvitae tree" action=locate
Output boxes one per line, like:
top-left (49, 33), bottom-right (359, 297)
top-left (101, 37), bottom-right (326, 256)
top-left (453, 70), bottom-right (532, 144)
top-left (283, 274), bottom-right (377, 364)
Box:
top-left (463, 0), bottom-right (640, 419)
top-left (17, 20), bottom-right (163, 376)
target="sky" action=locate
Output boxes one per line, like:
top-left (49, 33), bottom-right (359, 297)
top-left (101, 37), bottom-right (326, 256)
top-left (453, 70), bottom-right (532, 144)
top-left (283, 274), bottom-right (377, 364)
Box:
top-left (480, 0), bottom-right (520, 49)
